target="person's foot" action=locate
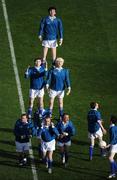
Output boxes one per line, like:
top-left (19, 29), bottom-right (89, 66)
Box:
top-left (107, 173), bottom-right (116, 179)
top-left (48, 168), bottom-right (52, 174)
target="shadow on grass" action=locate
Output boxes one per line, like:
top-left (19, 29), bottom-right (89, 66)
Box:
top-left (0, 128), bottom-right (13, 133)
top-left (0, 140), bottom-right (15, 146)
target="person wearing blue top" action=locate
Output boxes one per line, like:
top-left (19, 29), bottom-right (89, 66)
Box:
top-left (37, 116), bottom-right (60, 174)
top-left (14, 113), bottom-right (34, 166)
top-left (38, 7), bottom-right (63, 64)
top-left (56, 113), bottom-right (75, 167)
top-left (25, 58), bottom-right (47, 118)
top-left (106, 115), bottom-right (117, 179)
top-left (87, 102), bottom-right (106, 160)
top-left (46, 57), bottom-right (71, 118)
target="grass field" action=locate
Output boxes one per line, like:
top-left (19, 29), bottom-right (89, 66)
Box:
top-left (0, 0), bottom-right (117, 179)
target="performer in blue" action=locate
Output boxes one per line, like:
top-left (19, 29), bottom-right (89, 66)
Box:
top-left (107, 115), bottom-right (117, 179)
top-left (46, 57), bottom-right (71, 118)
top-left (87, 102), bottom-right (107, 160)
top-left (14, 113), bottom-right (34, 166)
top-left (37, 116), bottom-right (60, 174)
top-left (56, 113), bottom-right (75, 167)
top-left (38, 6), bottom-right (63, 64)
top-left (25, 58), bottom-right (47, 118)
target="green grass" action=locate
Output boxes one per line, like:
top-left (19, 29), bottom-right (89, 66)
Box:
top-left (0, 0), bottom-right (117, 179)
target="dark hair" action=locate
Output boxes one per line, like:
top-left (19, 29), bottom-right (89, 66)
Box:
top-left (48, 6), bottom-right (56, 13)
top-left (21, 113), bottom-right (27, 118)
top-left (34, 57), bottom-right (42, 63)
top-left (110, 115), bottom-right (117, 124)
top-left (90, 102), bottom-right (97, 109)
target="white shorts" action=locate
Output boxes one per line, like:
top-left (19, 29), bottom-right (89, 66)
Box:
top-left (49, 89), bottom-right (64, 98)
top-left (42, 40), bottom-right (58, 48)
top-left (29, 88), bottom-right (44, 98)
top-left (57, 140), bottom-right (71, 147)
top-left (88, 128), bottom-right (103, 140)
top-left (41, 139), bottom-right (55, 153)
top-left (15, 141), bottom-right (30, 152)
top-left (110, 144), bottom-right (117, 153)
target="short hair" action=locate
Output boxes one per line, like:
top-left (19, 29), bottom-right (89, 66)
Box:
top-left (34, 57), bottom-right (42, 63)
top-left (21, 113), bottom-right (27, 118)
top-left (110, 115), bottom-right (117, 124)
top-left (56, 57), bottom-right (64, 63)
top-left (90, 102), bottom-right (97, 109)
top-left (48, 6), bottom-right (56, 13)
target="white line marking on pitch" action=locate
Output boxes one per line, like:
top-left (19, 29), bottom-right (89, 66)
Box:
top-left (1, 0), bottom-right (38, 179)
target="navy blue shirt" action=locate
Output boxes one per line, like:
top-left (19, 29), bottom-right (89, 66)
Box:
top-left (87, 109), bottom-right (102, 134)
top-left (109, 125), bottom-right (117, 145)
top-left (38, 16), bottom-right (63, 40)
top-left (14, 119), bottom-right (34, 143)
top-left (56, 120), bottom-right (75, 143)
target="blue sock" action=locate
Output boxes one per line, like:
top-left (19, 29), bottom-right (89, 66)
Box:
top-left (110, 161), bottom-right (115, 174)
top-left (60, 152), bottom-right (64, 160)
top-left (28, 107), bottom-right (32, 116)
top-left (48, 160), bottom-right (52, 168)
top-left (89, 146), bottom-right (93, 159)
top-left (114, 161), bottom-right (117, 171)
top-left (65, 152), bottom-right (68, 163)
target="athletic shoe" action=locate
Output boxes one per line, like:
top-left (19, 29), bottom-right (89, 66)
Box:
top-left (48, 168), bottom-right (52, 174)
top-left (62, 156), bottom-right (65, 164)
top-left (107, 173), bottom-right (116, 179)
top-left (23, 158), bottom-right (27, 165)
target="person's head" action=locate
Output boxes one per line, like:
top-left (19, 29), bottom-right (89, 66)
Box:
top-left (21, 113), bottom-right (28, 123)
top-left (110, 115), bottom-right (117, 125)
top-left (90, 102), bottom-right (99, 110)
top-left (34, 58), bottom-right (42, 67)
top-left (55, 57), bottom-right (64, 68)
top-left (45, 116), bottom-right (51, 126)
top-left (62, 113), bottom-right (70, 123)
top-left (48, 6), bottom-right (56, 16)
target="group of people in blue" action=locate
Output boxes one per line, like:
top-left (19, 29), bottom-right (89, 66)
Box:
top-left (13, 6), bottom-right (117, 178)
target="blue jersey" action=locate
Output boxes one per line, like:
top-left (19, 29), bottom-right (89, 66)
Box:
top-left (56, 120), bottom-right (75, 143)
top-left (87, 109), bottom-right (102, 134)
top-left (14, 119), bottom-right (34, 143)
top-left (38, 16), bottom-right (63, 40)
top-left (109, 125), bottom-right (117, 145)
top-left (37, 125), bottom-right (59, 142)
top-left (47, 68), bottom-right (71, 91)
top-left (25, 65), bottom-right (46, 90)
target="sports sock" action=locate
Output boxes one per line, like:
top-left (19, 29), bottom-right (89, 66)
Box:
top-left (48, 160), bottom-right (52, 168)
top-left (89, 146), bottom-right (93, 160)
top-left (110, 161), bottom-right (115, 174)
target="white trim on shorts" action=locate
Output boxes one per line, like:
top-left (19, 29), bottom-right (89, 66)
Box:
top-left (49, 89), bottom-right (64, 98)
top-left (88, 128), bottom-right (103, 139)
top-left (41, 139), bottom-right (56, 153)
top-left (57, 140), bottom-right (71, 147)
top-left (29, 88), bottom-right (44, 98)
top-left (42, 40), bottom-right (58, 48)
top-left (15, 141), bottom-right (30, 152)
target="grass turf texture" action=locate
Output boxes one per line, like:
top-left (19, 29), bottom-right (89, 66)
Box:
top-left (0, 0), bottom-right (117, 179)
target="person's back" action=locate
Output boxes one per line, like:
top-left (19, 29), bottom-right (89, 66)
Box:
top-left (87, 109), bottom-right (101, 134)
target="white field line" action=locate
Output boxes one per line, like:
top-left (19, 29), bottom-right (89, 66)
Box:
top-left (1, 0), bottom-right (38, 179)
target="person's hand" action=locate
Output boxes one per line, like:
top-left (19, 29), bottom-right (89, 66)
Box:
top-left (38, 35), bottom-right (42, 41)
top-left (59, 39), bottom-right (63, 46)
top-left (66, 87), bottom-right (71, 96)
top-left (46, 84), bottom-right (50, 93)
top-left (63, 132), bottom-right (69, 136)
